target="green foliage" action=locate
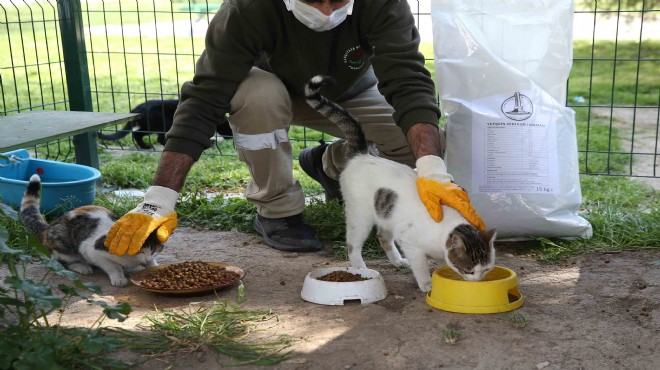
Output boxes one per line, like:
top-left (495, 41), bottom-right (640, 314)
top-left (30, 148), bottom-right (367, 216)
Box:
top-left (303, 198), bottom-right (346, 241)
top-left (556, 40), bottom-right (660, 175)
top-left (0, 207), bottom-right (134, 369)
top-left (0, 326), bottom-right (131, 370)
top-left (304, 198), bottom-right (384, 259)
top-left (0, 205), bottom-right (34, 263)
top-left (99, 152), bottom-right (159, 189)
top-left (97, 148), bottom-right (322, 193)
top-left (178, 194), bottom-right (257, 232)
top-left (503, 313), bottom-right (527, 328)
top-left (574, 109), bottom-right (630, 175)
top-left (93, 191), bottom-right (141, 219)
top-left (440, 324), bottom-right (462, 345)
top-left (110, 299), bottom-right (293, 366)
top-left (570, 40), bottom-right (660, 107)
top-left (536, 176), bottom-right (660, 261)
top-left (576, 0), bottom-right (660, 11)
top-left (1, 205), bottom-right (293, 367)
top-left (187, 154), bottom-right (253, 193)
top-left (95, 145), bottom-right (659, 264)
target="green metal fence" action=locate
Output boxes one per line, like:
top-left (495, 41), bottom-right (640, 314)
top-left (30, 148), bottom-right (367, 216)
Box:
top-left (1, 0), bottom-right (659, 180)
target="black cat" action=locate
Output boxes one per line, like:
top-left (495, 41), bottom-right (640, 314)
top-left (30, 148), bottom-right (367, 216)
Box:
top-left (98, 99), bottom-right (233, 149)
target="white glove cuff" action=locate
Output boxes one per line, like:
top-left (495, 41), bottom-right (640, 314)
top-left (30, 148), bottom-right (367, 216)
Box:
top-left (144, 186), bottom-right (179, 210)
top-left (416, 155), bottom-right (448, 178)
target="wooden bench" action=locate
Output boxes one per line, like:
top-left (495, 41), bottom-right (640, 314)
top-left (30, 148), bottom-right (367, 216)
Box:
top-left (0, 111), bottom-right (140, 168)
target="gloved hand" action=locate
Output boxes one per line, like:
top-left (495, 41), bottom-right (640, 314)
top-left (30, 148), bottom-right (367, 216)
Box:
top-left (105, 186), bottom-right (179, 256)
top-left (415, 155), bottom-right (485, 231)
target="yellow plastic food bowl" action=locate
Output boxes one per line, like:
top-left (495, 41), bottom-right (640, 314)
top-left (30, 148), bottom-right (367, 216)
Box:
top-left (426, 266), bottom-right (523, 314)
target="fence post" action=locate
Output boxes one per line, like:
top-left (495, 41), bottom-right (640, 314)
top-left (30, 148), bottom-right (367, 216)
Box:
top-left (57, 0), bottom-right (98, 168)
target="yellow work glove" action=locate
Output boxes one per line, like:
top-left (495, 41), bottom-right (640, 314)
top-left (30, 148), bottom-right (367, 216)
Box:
top-left (415, 155), bottom-right (455, 222)
top-left (105, 186), bottom-right (179, 256)
top-left (416, 155), bottom-right (486, 231)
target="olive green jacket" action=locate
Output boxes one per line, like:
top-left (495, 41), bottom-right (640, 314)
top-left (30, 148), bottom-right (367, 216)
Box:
top-left (166, 0), bottom-right (440, 159)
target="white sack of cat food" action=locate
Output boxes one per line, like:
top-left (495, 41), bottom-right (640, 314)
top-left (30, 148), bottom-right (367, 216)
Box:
top-left (431, 0), bottom-right (592, 239)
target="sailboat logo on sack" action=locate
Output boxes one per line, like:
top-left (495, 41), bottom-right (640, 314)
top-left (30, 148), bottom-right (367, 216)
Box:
top-left (501, 92), bottom-right (533, 121)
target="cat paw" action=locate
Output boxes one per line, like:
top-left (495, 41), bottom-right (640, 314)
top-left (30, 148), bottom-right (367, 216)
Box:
top-left (69, 263), bottom-right (93, 275)
top-left (419, 281), bottom-right (433, 293)
top-left (351, 261), bottom-right (367, 269)
top-left (110, 276), bottom-right (129, 287)
top-left (392, 258), bottom-right (410, 268)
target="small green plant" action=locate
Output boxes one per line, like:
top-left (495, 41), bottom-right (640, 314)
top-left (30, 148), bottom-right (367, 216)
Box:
top-left (0, 209), bottom-right (133, 369)
top-left (177, 193), bottom-right (257, 232)
top-left (0, 207), bottom-right (293, 368)
top-left (440, 324), bottom-right (462, 345)
top-left (111, 295), bottom-right (294, 366)
top-left (503, 313), bottom-right (527, 328)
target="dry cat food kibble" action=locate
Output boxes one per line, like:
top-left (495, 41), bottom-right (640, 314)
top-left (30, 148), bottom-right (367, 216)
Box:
top-left (317, 270), bottom-right (371, 282)
top-left (140, 261), bottom-right (241, 290)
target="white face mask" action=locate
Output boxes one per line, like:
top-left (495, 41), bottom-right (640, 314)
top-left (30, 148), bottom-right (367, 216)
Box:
top-left (284, 0), bottom-right (354, 32)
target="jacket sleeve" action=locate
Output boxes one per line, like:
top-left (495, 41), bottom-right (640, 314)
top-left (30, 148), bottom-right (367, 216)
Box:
top-left (363, 0), bottom-right (440, 136)
top-left (165, 2), bottom-right (262, 160)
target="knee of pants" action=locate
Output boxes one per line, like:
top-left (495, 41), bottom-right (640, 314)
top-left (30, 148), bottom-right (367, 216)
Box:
top-left (229, 69), bottom-right (292, 135)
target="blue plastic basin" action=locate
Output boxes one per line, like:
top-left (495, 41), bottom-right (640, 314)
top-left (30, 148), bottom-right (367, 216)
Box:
top-left (0, 149), bottom-right (101, 215)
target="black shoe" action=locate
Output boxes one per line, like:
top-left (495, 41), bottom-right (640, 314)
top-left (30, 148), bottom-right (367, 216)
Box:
top-left (299, 144), bottom-right (342, 201)
top-left (253, 214), bottom-right (323, 252)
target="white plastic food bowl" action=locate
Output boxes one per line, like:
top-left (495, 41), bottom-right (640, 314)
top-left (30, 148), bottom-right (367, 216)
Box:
top-left (300, 267), bottom-right (388, 306)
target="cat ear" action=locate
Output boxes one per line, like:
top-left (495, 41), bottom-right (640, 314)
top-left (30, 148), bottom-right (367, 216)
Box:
top-left (447, 234), bottom-right (466, 252)
top-left (481, 228), bottom-right (497, 244)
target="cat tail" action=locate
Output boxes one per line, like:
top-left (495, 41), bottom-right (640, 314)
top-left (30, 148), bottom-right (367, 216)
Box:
top-left (19, 174), bottom-right (49, 242)
top-left (304, 75), bottom-right (369, 159)
top-left (97, 121), bottom-right (133, 141)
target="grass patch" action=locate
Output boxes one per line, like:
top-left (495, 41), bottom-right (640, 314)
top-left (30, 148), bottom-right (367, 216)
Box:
top-left (0, 205), bottom-right (28, 263)
top-left (111, 297), bottom-right (293, 366)
top-left (0, 208), bottom-right (293, 368)
top-left (178, 195), bottom-right (256, 232)
top-left (503, 313), bottom-right (527, 329)
top-left (440, 324), bottom-right (462, 345)
top-left (92, 150), bottom-right (658, 263)
top-left (0, 212), bottom-right (135, 369)
top-left (575, 109), bottom-right (630, 175)
top-left (535, 176), bottom-right (659, 261)
top-left (570, 40), bottom-right (660, 106)
top-left (304, 198), bottom-right (383, 259)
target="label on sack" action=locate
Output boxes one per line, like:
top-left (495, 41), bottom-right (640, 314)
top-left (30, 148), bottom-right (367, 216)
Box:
top-left (471, 89), bottom-right (559, 194)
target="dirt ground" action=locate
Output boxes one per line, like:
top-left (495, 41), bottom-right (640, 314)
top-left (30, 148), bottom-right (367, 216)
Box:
top-left (12, 226), bottom-right (655, 370)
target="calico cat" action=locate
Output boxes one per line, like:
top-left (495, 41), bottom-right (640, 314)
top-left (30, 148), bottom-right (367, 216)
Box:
top-left (19, 174), bottom-right (162, 286)
top-left (304, 75), bottom-right (497, 292)
top-left (98, 99), bottom-right (233, 149)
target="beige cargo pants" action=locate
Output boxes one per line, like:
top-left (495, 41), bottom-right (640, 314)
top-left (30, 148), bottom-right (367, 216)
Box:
top-left (228, 68), bottom-right (416, 219)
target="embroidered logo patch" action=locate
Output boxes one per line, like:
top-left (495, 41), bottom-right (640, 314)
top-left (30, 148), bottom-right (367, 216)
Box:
top-left (343, 45), bottom-right (366, 70)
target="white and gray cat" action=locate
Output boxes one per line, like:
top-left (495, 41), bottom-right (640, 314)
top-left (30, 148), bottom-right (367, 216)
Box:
top-left (20, 174), bottom-right (162, 286)
top-left (304, 75), bottom-right (497, 292)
